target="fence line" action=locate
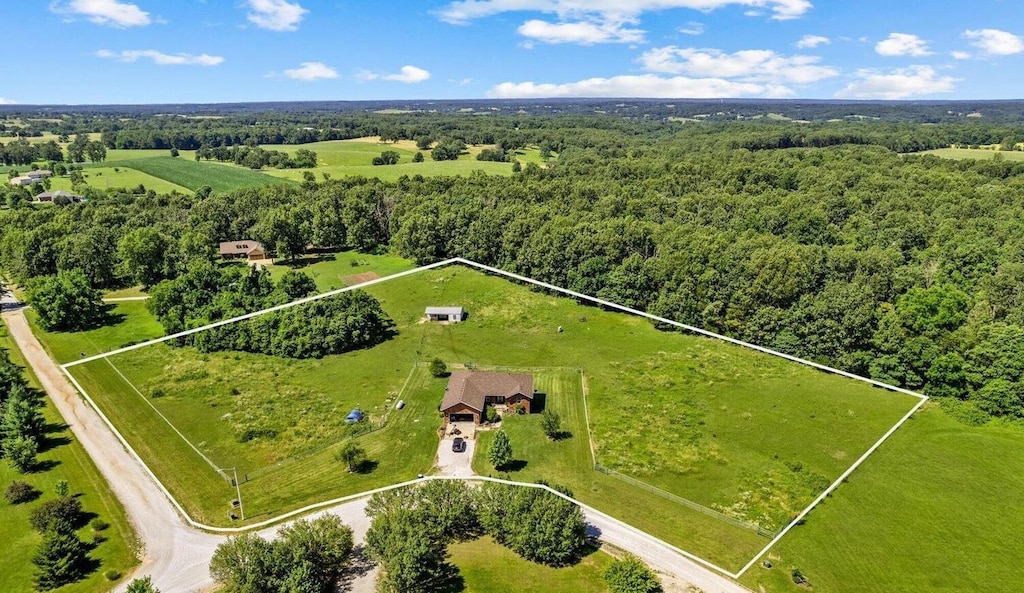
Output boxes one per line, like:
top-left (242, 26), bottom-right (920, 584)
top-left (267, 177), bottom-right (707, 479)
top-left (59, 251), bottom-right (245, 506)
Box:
top-left (593, 464), bottom-right (776, 539)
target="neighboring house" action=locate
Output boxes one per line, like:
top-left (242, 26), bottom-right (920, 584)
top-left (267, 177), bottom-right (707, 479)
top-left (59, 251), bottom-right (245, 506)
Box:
top-left (440, 370), bottom-right (534, 424)
top-left (219, 240), bottom-right (268, 261)
top-left (9, 176), bottom-right (41, 186)
top-left (26, 169), bottom-right (53, 179)
top-left (425, 306), bottom-right (465, 322)
top-left (36, 190), bottom-right (82, 203)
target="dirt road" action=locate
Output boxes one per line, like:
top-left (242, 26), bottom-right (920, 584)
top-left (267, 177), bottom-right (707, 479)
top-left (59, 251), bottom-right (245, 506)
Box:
top-left (3, 307), bottom-right (752, 593)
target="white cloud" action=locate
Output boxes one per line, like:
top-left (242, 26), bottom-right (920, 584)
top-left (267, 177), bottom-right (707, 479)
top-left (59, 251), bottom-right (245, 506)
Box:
top-left (95, 49), bottom-right (224, 66)
top-left (875, 33), bottom-right (932, 57)
top-left (52, 0), bottom-right (151, 27)
top-left (282, 62), bottom-right (338, 81)
top-left (517, 18), bottom-right (644, 44)
top-left (358, 66), bottom-right (432, 84)
top-left (0, 97), bottom-right (16, 105)
top-left (246, 0), bottom-right (307, 31)
top-left (438, 0), bottom-right (813, 25)
top-left (639, 46), bottom-right (837, 84)
top-left (963, 29), bottom-right (1024, 55)
top-left (488, 74), bottom-right (794, 99)
top-left (679, 21), bottom-right (704, 35)
top-left (951, 51), bottom-right (971, 60)
top-left (796, 34), bottom-right (829, 48)
top-left (836, 66), bottom-right (956, 100)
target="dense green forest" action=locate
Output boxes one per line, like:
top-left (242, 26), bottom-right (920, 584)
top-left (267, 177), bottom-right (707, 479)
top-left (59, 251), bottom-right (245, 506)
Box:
top-left (2, 110), bottom-right (1024, 421)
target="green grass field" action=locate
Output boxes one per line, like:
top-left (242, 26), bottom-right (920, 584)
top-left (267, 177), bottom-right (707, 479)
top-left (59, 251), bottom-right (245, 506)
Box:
top-left (47, 167), bottom-right (190, 194)
top-left (0, 323), bottom-right (137, 593)
top-left (921, 147), bottom-right (1024, 161)
top-left (265, 250), bottom-right (417, 292)
top-left (26, 300), bottom-right (164, 365)
top-left (92, 157), bottom-right (290, 193)
top-left (449, 536), bottom-right (612, 593)
top-left (47, 264), bottom-right (916, 572)
top-left (741, 403), bottom-right (1024, 593)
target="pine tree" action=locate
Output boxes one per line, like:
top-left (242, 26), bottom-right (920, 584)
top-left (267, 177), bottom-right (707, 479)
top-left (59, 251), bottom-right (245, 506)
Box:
top-left (488, 430), bottom-right (512, 471)
top-left (32, 523), bottom-right (90, 591)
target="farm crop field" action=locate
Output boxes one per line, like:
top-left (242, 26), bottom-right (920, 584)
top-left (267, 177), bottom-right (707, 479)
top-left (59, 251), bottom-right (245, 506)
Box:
top-left (46, 262), bottom-right (919, 571)
top-left (922, 147), bottom-right (1024, 161)
top-left (95, 156), bottom-right (290, 193)
top-left (36, 137), bottom-right (548, 195)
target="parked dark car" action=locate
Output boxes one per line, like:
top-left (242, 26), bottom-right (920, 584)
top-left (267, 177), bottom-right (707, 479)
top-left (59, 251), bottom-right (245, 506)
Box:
top-left (452, 437), bottom-right (466, 453)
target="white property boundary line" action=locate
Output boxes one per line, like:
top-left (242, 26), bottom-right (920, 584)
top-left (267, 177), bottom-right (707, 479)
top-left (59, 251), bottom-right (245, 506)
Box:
top-left (58, 257), bottom-right (928, 579)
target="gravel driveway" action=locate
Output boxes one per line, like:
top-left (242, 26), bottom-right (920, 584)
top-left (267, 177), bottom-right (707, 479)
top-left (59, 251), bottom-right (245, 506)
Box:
top-left (436, 436), bottom-right (476, 476)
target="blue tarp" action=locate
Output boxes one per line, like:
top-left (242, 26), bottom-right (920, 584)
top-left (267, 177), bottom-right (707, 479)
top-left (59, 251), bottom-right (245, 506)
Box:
top-left (345, 409), bottom-right (364, 422)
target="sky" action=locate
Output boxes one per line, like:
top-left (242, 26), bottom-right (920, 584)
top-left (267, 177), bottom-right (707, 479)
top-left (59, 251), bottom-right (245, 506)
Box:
top-left (2, 0), bottom-right (1023, 104)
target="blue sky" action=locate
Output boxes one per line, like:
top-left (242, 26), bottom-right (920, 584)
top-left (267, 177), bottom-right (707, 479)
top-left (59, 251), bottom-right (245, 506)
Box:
top-left (3, 0), bottom-right (1023, 104)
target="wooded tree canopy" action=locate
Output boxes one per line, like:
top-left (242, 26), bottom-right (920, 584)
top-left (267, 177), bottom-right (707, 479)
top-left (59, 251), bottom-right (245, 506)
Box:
top-left (4, 110), bottom-right (1024, 420)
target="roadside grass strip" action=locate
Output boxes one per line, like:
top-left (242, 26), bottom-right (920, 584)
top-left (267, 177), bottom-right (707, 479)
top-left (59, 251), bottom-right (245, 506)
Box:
top-left (58, 258), bottom-right (926, 578)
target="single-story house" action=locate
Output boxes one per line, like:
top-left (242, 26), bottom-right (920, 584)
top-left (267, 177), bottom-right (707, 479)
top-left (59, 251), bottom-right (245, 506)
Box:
top-left (219, 240), bottom-right (267, 261)
top-left (425, 306), bottom-right (465, 323)
top-left (26, 170), bottom-right (53, 179)
top-left (440, 370), bottom-right (534, 424)
top-left (36, 190), bottom-right (82, 203)
top-left (9, 176), bottom-right (41, 186)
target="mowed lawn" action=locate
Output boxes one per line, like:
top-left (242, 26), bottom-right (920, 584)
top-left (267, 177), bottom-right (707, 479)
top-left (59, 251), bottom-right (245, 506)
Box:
top-left (26, 300), bottom-right (164, 365)
top-left (471, 368), bottom-right (765, 568)
top-left (449, 536), bottom-right (612, 593)
top-left (0, 324), bottom-right (138, 593)
top-left (265, 250), bottom-right (417, 293)
top-left (54, 265), bottom-right (916, 571)
top-left (741, 404), bottom-right (1024, 593)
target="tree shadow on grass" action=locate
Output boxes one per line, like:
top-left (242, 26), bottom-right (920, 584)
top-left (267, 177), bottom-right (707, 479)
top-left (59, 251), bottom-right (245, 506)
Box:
top-left (38, 421), bottom-right (72, 453)
top-left (426, 562), bottom-right (465, 593)
top-left (501, 459), bottom-right (528, 472)
top-left (280, 253), bottom-right (337, 270)
top-left (352, 459), bottom-right (379, 474)
top-left (74, 304), bottom-right (126, 331)
top-left (31, 458), bottom-right (61, 473)
top-left (550, 430), bottom-right (573, 442)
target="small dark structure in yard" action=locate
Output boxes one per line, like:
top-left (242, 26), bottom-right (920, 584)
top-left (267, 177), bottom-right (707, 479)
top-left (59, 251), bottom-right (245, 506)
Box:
top-left (219, 240), bottom-right (268, 261)
top-left (440, 371), bottom-right (534, 424)
top-left (425, 306), bottom-right (464, 323)
top-left (344, 409), bottom-right (364, 423)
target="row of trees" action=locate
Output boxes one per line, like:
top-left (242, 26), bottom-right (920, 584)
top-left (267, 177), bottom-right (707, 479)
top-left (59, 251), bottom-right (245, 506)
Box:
top-left (364, 480), bottom-right (589, 592)
top-left (149, 263), bottom-right (393, 359)
top-left (209, 515), bottom-right (354, 593)
top-left (194, 145), bottom-right (317, 170)
top-left (0, 350), bottom-right (47, 474)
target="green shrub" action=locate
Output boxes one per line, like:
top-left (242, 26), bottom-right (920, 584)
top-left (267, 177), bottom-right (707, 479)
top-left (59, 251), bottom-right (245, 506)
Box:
top-left (4, 480), bottom-right (39, 504)
top-left (104, 570), bottom-right (121, 581)
top-left (90, 518), bottom-right (109, 531)
top-left (429, 358), bottom-right (448, 378)
top-left (29, 497), bottom-right (84, 533)
top-left (604, 555), bottom-right (662, 593)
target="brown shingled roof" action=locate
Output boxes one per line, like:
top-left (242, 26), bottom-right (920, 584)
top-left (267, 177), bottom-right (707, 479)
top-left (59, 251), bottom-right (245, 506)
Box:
top-left (440, 371), bottom-right (534, 413)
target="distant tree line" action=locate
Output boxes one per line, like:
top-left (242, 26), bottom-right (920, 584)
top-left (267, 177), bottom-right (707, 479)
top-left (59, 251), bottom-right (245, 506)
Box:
top-left (195, 144), bottom-right (317, 169)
